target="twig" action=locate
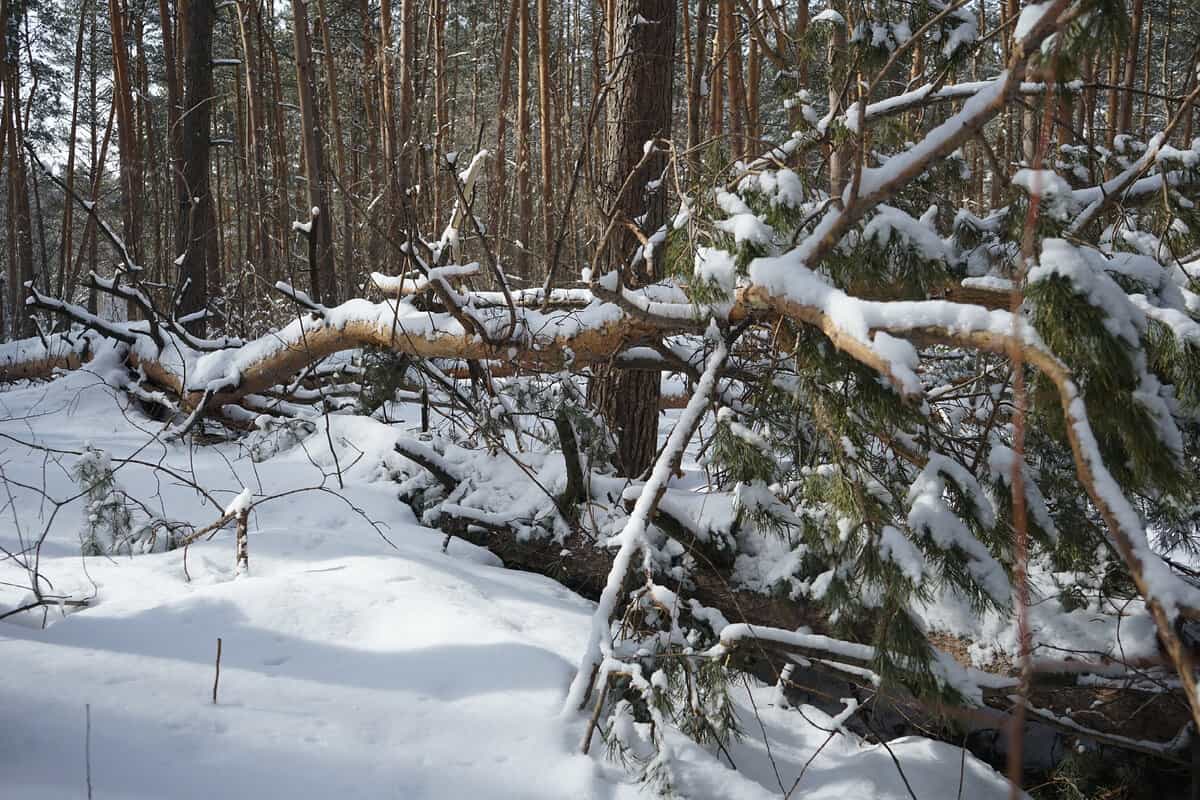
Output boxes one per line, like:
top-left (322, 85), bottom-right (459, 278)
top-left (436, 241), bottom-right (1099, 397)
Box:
top-left (213, 637), bottom-right (222, 704)
top-left (580, 675), bottom-right (610, 755)
top-left (234, 510), bottom-right (249, 576)
top-left (85, 703), bottom-right (92, 800)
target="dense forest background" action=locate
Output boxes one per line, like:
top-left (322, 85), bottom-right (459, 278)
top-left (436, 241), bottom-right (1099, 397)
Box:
top-left (2, 0), bottom-right (1194, 335)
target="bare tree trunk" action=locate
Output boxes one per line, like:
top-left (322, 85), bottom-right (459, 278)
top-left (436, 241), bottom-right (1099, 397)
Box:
top-left (134, 14), bottom-right (162, 286)
top-left (378, 0), bottom-right (398, 241)
top-left (235, 0), bottom-right (272, 276)
top-left (684, 0), bottom-right (709, 181)
top-left (316, 0), bottom-right (353, 286)
top-left (58, 0), bottom-right (90, 299)
top-left (177, 0), bottom-right (218, 333)
top-left (71, 86), bottom-right (115, 307)
top-left (516, 0), bottom-right (532, 277)
top-left (1139, 10), bottom-right (1152, 138)
top-left (827, 1), bottom-right (847, 202)
top-left (266, 5), bottom-right (293, 286)
top-left (1, 96), bottom-right (9, 336)
top-left (1106, 49), bottom-right (1121, 149)
top-left (158, 0), bottom-right (184, 259)
top-left (707, 0), bottom-right (726, 140)
top-left (292, 0), bottom-right (337, 303)
top-left (108, 0), bottom-right (143, 315)
top-left (723, 1), bottom-right (744, 158)
top-left (82, 10), bottom-right (104, 310)
top-left (397, 0), bottom-right (416, 207)
top-left (492, 0), bottom-right (520, 260)
top-left (537, 0), bottom-right (553, 269)
top-left (789, 0), bottom-right (808, 130)
top-left (590, 0), bottom-right (677, 477)
top-left (746, 0), bottom-right (760, 147)
top-left (1119, 0), bottom-right (1144, 133)
top-left (2, 18), bottom-right (35, 338)
top-left (357, 0), bottom-right (378, 251)
top-left (432, 0), bottom-right (449, 225)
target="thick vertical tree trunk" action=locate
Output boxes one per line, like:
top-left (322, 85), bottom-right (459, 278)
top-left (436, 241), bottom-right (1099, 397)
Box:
top-left (590, 0), bottom-right (677, 477)
top-left (707, 0), bottom-right (725, 140)
top-left (378, 0), bottom-right (397, 239)
top-left (516, 0), bottom-right (532, 277)
top-left (291, 0), bottom-right (337, 303)
top-left (2, 36), bottom-right (35, 338)
top-left (72, 85), bottom-right (115, 307)
top-left (357, 0), bottom-right (377, 197)
top-left (536, 0), bottom-right (553, 263)
top-left (1139, 11), bottom-right (1152, 138)
top-left (746, 0), bottom-right (760, 147)
top-left (789, 0), bottom-right (808, 130)
top-left (907, 39), bottom-right (924, 131)
top-left (685, 0), bottom-right (709, 181)
top-left (108, 0), bottom-right (143, 316)
top-left (158, 0), bottom-right (184, 257)
top-left (134, 14), bottom-right (161, 285)
top-left (431, 0), bottom-right (448, 225)
top-left (316, 0), bottom-right (353, 286)
top-left (397, 0), bottom-right (416, 210)
top-left (58, 0), bottom-right (89, 299)
top-left (724, 0), bottom-right (747, 153)
top-left (1, 106), bottom-right (8, 337)
top-left (235, 0), bottom-right (272, 277)
top-left (1106, 50), bottom-right (1121, 149)
top-left (177, 0), bottom-right (218, 333)
top-left (265, 5), bottom-right (293, 285)
top-left (1119, 0), bottom-right (1143, 134)
top-left (492, 0), bottom-right (519, 259)
top-left (827, 2), bottom-right (847, 203)
top-left (82, 12), bottom-right (104, 309)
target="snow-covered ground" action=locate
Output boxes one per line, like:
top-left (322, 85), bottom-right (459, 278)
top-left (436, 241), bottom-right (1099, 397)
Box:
top-left (0, 366), bottom-right (1019, 798)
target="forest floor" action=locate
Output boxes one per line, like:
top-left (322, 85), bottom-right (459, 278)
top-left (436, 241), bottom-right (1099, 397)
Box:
top-left (0, 366), bottom-right (1020, 798)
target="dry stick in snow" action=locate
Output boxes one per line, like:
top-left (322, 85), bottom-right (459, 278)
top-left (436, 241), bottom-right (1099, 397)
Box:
top-left (213, 637), bottom-right (222, 704)
top-left (85, 703), bottom-right (92, 800)
top-left (234, 509), bottom-right (249, 576)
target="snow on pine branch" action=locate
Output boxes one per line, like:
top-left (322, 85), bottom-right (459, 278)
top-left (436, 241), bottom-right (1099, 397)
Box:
top-left (564, 331), bottom-right (729, 714)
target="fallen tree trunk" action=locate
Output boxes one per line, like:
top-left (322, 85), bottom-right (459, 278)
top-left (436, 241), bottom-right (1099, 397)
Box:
top-left (9, 272), bottom-right (1200, 729)
top-left (424, 448), bottom-right (1192, 763)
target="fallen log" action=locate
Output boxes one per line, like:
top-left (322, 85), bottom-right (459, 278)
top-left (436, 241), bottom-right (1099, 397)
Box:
top-left (400, 441), bottom-right (1192, 762)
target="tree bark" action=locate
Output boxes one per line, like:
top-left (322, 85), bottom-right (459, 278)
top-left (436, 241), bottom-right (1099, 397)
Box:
top-left (108, 0), bottom-right (143, 317)
top-left (516, 0), bottom-right (532, 277)
top-left (723, 0), bottom-right (744, 157)
top-left (432, 0), bottom-right (449, 226)
top-left (492, 0), bottom-right (520, 262)
top-left (827, 1), bottom-right (848, 202)
top-left (1119, 0), bottom-right (1144, 134)
top-left (589, 0), bottom-right (677, 477)
top-left (685, 0), bottom-right (710, 182)
top-left (316, 0), bottom-right (353, 287)
top-left (2, 0), bottom-right (36, 337)
top-left (707, 0), bottom-right (725, 140)
top-left (57, 0), bottom-right (90, 299)
top-left (177, 0), bottom-right (218, 333)
top-left (291, 0), bottom-right (337, 303)
top-left (746, 0), bottom-right (760, 147)
top-left (536, 0), bottom-right (554, 265)
top-left (397, 0), bottom-right (416, 205)
top-left (236, 0), bottom-right (273, 277)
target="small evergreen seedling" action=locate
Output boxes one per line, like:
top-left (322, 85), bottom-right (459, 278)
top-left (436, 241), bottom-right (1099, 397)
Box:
top-left (73, 445), bottom-right (134, 556)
